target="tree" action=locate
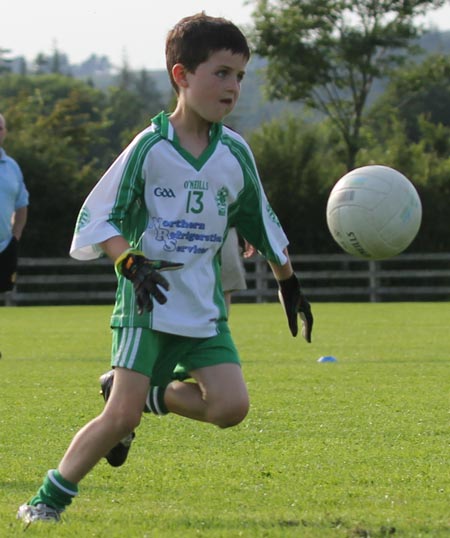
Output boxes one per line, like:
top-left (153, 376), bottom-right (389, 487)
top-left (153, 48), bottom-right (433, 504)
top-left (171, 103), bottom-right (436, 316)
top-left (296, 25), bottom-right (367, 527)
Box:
top-left (368, 53), bottom-right (450, 142)
top-left (248, 114), bottom-right (341, 252)
top-left (356, 55), bottom-right (450, 251)
top-left (250, 0), bottom-right (446, 170)
top-left (33, 53), bottom-right (50, 74)
top-left (0, 72), bottom-right (167, 255)
top-left (0, 47), bottom-right (13, 74)
top-left (0, 74), bottom-right (112, 255)
top-left (106, 68), bottom-right (165, 151)
top-left (135, 69), bottom-right (160, 105)
top-left (117, 56), bottom-right (134, 92)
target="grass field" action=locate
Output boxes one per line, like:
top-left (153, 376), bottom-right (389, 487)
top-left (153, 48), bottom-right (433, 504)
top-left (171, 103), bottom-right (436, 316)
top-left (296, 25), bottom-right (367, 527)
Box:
top-left (0, 303), bottom-right (449, 537)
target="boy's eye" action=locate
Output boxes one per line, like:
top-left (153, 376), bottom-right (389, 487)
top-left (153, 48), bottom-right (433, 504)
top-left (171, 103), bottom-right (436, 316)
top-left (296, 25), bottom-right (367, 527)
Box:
top-left (216, 70), bottom-right (245, 83)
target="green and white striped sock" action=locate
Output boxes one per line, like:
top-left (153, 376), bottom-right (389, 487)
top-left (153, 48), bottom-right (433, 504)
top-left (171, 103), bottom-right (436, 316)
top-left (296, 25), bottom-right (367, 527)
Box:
top-left (29, 469), bottom-right (78, 511)
top-left (145, 385), bottom-right (169, 415)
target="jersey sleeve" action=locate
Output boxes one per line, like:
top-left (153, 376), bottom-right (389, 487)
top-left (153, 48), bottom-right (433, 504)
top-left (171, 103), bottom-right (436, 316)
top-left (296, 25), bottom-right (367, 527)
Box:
top-left (70, 141), bottom-right (146, 260)
top-left (227, 137), bottom-right (289, 265)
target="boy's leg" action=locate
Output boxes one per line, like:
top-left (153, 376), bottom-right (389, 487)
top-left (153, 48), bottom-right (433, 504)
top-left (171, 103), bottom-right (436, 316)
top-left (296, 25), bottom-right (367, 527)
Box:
top-left (99, 370), bottom-right (136, 467)
top-left (106, 364), bottom-right (248, 428)
top-left (163, 328), bottom-right (249, 427)
top-left (58, 368), bottom-right (149, 482)
top-left (99, 330), bottom-right (248, 469)
top-left (98, 328), bottom-right (183, 467)
top-left (18, 368), bottom-right (149, 522)
top-left (165, 363), bottom-right (249, 428)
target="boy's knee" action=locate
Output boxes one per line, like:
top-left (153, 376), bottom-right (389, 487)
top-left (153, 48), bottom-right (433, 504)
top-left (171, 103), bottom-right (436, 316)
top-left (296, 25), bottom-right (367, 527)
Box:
top-left (210, 398), bottom-right (249, 429)
top-left (103, 408), bottom-right (142, 436)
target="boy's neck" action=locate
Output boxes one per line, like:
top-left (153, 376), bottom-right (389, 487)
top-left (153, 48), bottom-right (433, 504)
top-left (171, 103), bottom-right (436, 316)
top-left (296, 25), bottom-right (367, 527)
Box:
top-left (169, 108), bottom-right (213, 159)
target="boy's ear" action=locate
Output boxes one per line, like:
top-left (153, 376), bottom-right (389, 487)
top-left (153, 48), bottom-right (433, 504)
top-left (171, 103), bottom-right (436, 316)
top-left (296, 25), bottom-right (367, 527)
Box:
top-left (172, 64), bottom-right (189, 89)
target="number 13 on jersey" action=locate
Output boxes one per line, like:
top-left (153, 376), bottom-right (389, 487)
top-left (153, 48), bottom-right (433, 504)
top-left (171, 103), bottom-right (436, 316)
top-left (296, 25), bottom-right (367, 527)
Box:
top-left (186, 190), bottom-right (204, 214)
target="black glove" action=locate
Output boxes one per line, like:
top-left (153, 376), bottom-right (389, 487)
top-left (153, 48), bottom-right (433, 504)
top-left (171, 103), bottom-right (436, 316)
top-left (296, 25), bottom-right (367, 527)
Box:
top-left (278, 273), bottom-right (313, 341)
top-left (115, 249), bottom-right (183, 315)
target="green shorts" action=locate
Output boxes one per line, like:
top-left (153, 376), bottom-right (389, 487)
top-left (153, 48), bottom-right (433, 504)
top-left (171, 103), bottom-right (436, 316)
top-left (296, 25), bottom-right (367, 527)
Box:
top-left (111, 327), bottom-right (241, 386)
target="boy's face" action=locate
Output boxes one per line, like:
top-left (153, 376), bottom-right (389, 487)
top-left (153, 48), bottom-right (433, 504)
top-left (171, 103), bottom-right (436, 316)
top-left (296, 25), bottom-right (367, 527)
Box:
top-left (181, 49), bottom-right (247, 123)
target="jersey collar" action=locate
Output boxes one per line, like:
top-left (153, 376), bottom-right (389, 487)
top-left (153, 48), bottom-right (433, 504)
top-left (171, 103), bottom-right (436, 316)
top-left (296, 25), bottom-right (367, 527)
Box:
top-left (152, 111), bottom-right (222, 142)
top-left (151, 111), bottom-right (223, 170)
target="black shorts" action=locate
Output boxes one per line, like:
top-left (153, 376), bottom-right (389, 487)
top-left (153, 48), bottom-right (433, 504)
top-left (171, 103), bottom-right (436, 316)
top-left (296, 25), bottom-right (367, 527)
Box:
top-left (0, 237), bottom-right (18, 292)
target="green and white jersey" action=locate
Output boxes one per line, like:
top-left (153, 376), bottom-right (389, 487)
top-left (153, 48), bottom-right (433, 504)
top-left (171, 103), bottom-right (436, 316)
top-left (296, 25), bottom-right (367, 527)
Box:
top-left (71, 112), bottom-right (288, 337)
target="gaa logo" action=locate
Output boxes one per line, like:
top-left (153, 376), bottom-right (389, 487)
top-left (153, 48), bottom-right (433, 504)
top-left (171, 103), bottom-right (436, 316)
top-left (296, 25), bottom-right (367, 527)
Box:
top-left (154, 187), bottom-right (176, 198)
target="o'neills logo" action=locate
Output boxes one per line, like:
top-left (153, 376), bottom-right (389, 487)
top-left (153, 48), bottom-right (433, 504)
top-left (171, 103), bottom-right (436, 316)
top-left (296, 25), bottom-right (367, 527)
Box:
top-left (184, 179), bottom-right (208, 190)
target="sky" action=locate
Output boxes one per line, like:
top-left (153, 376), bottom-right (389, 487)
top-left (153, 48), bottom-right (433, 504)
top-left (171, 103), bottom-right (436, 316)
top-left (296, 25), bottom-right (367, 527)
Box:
top-left (4, 0), bottom-right (450, 71)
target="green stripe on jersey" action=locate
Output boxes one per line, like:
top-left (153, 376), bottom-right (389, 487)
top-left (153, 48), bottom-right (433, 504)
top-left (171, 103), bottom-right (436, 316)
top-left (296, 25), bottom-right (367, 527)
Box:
top-left (108, 132), bottom-right (160, 246)
top-left (221, 134), bottom-right (283, 264)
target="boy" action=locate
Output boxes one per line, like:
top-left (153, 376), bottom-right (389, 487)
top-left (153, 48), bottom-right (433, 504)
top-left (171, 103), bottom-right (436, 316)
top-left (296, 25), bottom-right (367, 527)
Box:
top-left (17, 12), bottom-right (313, 524)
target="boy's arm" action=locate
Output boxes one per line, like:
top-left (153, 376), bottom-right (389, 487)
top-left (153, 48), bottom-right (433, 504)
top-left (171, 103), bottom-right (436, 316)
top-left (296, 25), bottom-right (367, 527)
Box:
top-left (268, 249), bottom-right (294, 281)
top-left (99, 236), bottom-right (183, 315)
top-left (268, 249), bottom-right (313, 342)
top-left (100, 235), bottom-right (131, 262)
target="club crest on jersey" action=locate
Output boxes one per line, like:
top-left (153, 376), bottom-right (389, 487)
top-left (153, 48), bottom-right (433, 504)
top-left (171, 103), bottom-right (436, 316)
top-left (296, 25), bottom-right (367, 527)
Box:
top-left (215, 187), bottom-right (228, 216)
top-left (154, 187), bottom-right (176, 198)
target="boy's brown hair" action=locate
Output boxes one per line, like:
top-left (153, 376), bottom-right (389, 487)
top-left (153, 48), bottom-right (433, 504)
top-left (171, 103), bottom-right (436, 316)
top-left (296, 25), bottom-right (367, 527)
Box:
top-left (165, 12), bottom-right (251, 93)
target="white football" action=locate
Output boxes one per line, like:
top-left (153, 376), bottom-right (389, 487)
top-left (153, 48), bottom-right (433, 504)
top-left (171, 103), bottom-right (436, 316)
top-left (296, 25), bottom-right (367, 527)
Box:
top-left (326, 165), bottom-right (422, 260)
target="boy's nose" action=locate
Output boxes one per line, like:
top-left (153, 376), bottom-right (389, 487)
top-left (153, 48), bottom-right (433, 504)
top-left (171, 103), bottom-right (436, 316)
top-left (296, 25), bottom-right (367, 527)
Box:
top-left (228, 77), bottom-right (241, 93)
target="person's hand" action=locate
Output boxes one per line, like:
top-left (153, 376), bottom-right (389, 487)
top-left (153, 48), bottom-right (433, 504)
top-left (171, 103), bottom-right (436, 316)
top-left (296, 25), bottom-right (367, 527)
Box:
top-left (278, 273), bottom-right (313, 341)
top-left (115, 249), bottom-right (183, 315)
top-left (243, 241), bottom-right (257, 259)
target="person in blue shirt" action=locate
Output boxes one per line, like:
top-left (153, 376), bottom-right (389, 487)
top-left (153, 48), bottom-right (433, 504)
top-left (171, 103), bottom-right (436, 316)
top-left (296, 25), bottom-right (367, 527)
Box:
top-left (0, 113), bottom-right (29, 293)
